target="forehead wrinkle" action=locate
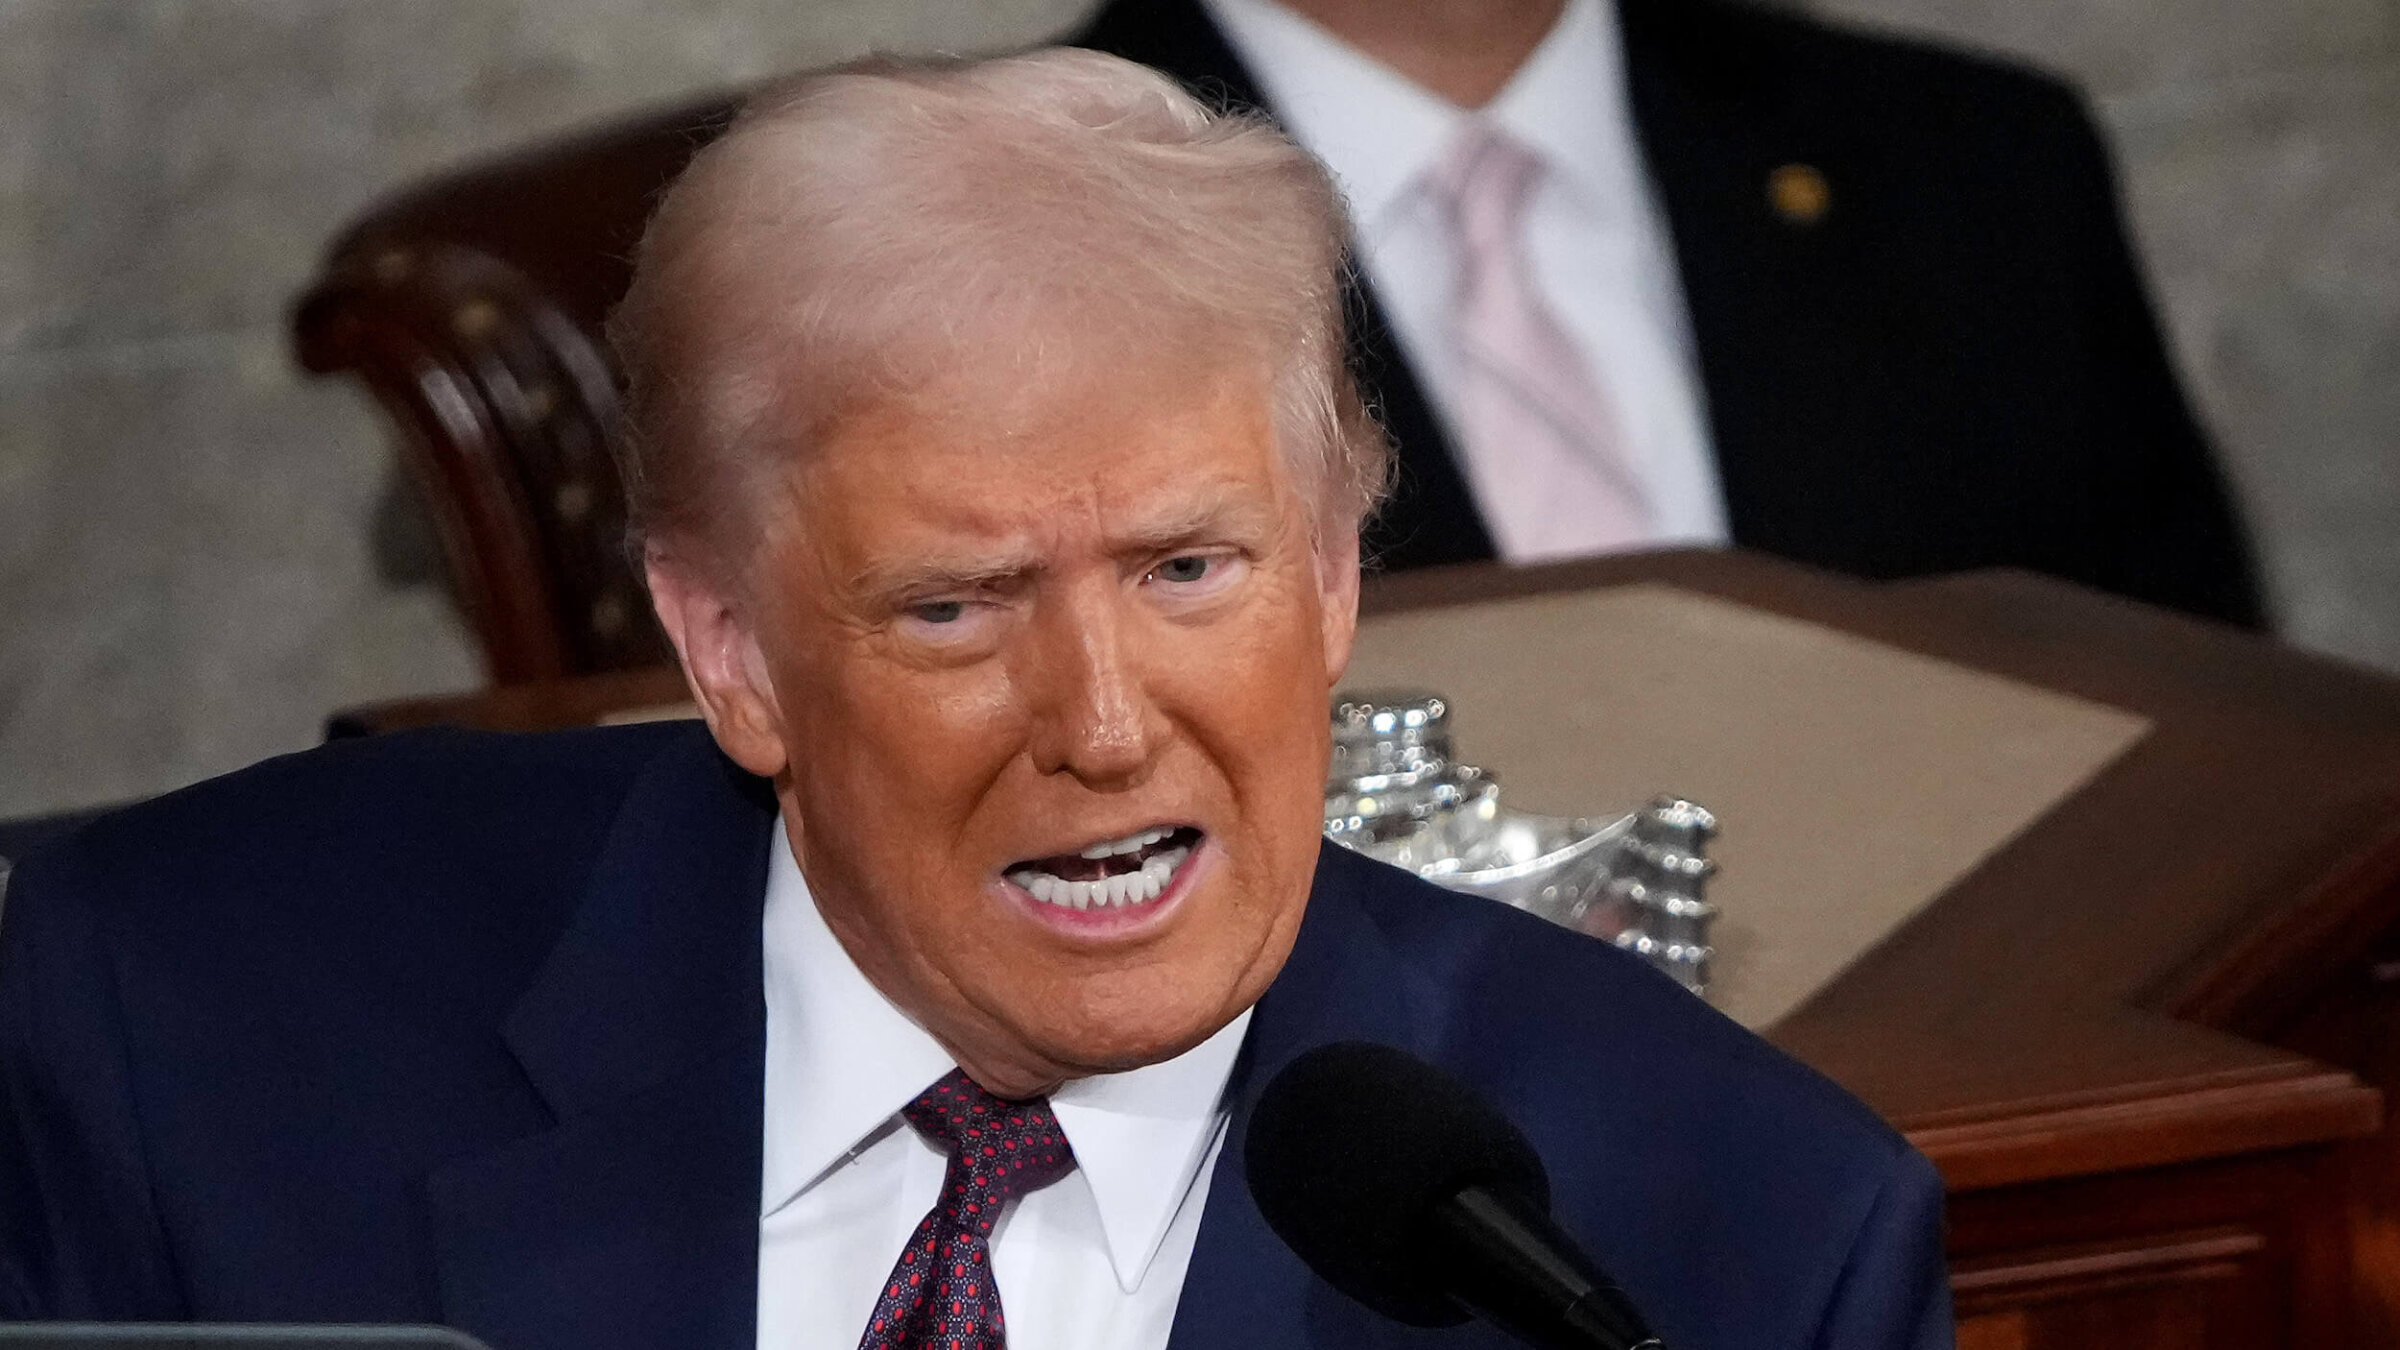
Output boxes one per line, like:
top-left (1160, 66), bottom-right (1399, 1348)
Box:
top-left (1104, 480), bottom-right (1285, 559)
top-left (815, 380), bottom-right (1293, 608)
top-left (845, 546), bottom-right (1051, 603)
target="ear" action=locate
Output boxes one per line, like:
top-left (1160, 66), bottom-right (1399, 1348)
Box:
top-left (645, 547), bottom-right (791, 780)
top-left (1315, 522), bottom-right (1363, 685)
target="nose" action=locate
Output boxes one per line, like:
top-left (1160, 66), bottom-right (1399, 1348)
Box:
top-left (1023, 585), bottom-right (1161, 791)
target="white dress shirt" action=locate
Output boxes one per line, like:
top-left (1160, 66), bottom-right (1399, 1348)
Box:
top-left (1202, 0), bottom-right (1730, 552)
top-left (756, 822), bottom-right (1250, 1350)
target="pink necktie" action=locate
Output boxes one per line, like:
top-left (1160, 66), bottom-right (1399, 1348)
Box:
top-left (1430, 123), bottom-right (1652, 560)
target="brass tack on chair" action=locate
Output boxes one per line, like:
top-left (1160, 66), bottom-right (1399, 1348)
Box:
top-left (1766, 163), bottom-right (1832, 226)
top-left (451, 298), bottom-right (502, 340)
top-left (590, 593), bottom-right (629, 637)
top-left (554, 480), bottom-right (594, 523)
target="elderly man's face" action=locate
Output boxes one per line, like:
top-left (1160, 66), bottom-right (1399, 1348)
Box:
top-left (659, 361), bottom-right (1359, 1096)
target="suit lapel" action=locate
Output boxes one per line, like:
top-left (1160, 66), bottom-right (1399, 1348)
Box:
top-left (1617, 0), bottom-right (1786, 554)
top-left (1616, 0), bottom-right (1915, 564)
top-left (1166, 845), bottom-right (1454, 1350)
top-left (424, 728), bottom-right (777, 1350)
top-left (1344, 283), bottom-right (1500, 572)
top-left (1072, 0), bottom-right (1497, 572)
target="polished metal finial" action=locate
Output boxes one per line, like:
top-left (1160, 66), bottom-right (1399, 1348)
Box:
top-left (1323, 689), bottom-right (1720, 998)
top-left (1329, 688), bottom-right (1454, 784)
top-left (1607, 799), bottom-right (1720, 994)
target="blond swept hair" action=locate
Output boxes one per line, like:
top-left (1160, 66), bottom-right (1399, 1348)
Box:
top-left (608, 48), bottom-right (1392, 578)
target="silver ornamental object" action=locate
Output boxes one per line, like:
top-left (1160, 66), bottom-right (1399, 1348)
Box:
top-left (1322, 689), bottom-right (1718, 996)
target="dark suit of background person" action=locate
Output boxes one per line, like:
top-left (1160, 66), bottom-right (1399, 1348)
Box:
top-left (0, 721), bottom-right (1951, 1350)
top-left (1074, 0), bottom-right (2267, 627)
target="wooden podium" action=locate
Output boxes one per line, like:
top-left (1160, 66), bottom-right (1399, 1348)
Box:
top-left (338, 550), bottom-right (2400, 1348)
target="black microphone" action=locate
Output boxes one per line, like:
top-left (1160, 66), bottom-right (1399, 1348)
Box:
top-left (1244, 1041), bottom-right (1665, 1350)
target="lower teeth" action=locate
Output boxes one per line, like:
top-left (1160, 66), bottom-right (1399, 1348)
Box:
top-left (1010, 844), bottom-right (1190, 911)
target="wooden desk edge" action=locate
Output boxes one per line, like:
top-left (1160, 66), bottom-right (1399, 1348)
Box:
top-left (2159, 807), bottom-right (2400, 1036)
top-left (1906, 1061), bottom-right (2381, 1192)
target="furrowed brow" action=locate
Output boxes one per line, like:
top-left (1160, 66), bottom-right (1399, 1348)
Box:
top-left (1111, 490), bottom-right (1281, 557)
top-left (847, 552), bottom-right (1044, 605)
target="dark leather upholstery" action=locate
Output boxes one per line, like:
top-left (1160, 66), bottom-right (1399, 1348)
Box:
top-left (293, 95), bottom-right (743, 680)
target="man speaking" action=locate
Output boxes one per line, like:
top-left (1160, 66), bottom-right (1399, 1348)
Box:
top-left (0, 51), bottom-right (1949, 1350)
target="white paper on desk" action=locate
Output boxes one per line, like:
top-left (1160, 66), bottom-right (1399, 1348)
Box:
top-left (1343, 583), bottom-right (2153, 1030)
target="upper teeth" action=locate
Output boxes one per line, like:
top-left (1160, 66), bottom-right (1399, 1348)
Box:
top-left (1009, 844), bottom-right (1191, 912)
top-left (1076, 826), bottom-right (1174, 860)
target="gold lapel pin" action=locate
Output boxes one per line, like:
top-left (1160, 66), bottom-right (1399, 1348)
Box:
top-left (1767, 163), bottom-right (1832, 226)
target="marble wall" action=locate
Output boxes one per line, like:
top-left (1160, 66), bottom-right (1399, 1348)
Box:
top-left (1808, 0), bottom-right (2400, 675)
top-left (0, 0), bottom-right (1089, 818)
top-left (1, 0), bottom-right (2393, 817)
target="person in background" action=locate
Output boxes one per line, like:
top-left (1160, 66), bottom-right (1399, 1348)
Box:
top-left (0, 50), bottom-right (1950, 1350)
top-left (1077, 0), bottom-right (2266, 626)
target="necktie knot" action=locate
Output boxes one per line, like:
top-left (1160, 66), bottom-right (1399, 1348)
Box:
top-left (901, 1069), bottom-right (1075, 1209)
top-left (1430, 122), bottom-right (1545, 257)
top-left (859, 1070), bottom-right (1075, 1349)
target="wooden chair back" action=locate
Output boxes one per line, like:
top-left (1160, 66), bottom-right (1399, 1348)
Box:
top-left (293, 94), bottom-right (744, 679)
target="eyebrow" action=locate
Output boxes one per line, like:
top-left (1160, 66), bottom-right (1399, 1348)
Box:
top-left (845, 550), bottom-right (1049, 605)
top-left (844, 484), bottom-right (1282, 605)
top-left (1108, 486), bottom-right (1280, 558)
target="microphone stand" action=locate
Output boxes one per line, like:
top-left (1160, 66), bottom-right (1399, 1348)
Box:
top-left (1428, 1186), bottom-right (1665, 1350)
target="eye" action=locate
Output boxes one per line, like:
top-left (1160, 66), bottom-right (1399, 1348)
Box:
top-left (1142, 550), bottom-right (1247, 610)
top-left (1151, 555), bottom-right (1214, 585)
top-left (908, 600), bottom-right (967, 625)
top-left (893, 595), bottom-right (1006, 656)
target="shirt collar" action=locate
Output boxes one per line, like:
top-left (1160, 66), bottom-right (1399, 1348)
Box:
top-left (1202, 0), bottom-right (1634, 231)
top-left (758, 819), bottom-right (1251, 1293)
top-left (1203, 0), bottom-right (1458, 234)
top-left (1051, 1008), bottom-right (1250, 1293)
top-left (1486, 0), bottom-right (1638, 223)
top-left (758, 820), bottom-right (955, 1217)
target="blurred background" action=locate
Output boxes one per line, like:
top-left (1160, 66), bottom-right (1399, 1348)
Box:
top-left (2, 0), bottom-right (2395, 818)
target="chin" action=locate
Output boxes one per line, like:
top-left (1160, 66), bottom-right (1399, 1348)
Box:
top-left (1037, 983), bottom-right (1238, 1075)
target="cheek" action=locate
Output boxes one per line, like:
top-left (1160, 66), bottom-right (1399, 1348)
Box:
top-left (783, 659), bottom-right (1024, 862)
top-left (1164, 589), bottom-right (1335, 855)
top-left (1221, 581), bottom-right (1338, 757)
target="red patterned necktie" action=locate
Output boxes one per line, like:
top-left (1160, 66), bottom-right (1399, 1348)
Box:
top-left (855, 1069), bottom-right (1077, 1350)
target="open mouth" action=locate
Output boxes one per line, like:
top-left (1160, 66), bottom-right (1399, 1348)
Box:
top-left (1005, 825), bottom-right (1203, 912)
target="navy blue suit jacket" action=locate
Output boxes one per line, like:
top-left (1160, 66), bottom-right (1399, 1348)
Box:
top-left (1, 721), bottom-right (1950, 1349)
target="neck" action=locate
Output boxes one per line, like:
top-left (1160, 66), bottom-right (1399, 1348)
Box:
top-left (1272, 0), bottom-right (1569, 109)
